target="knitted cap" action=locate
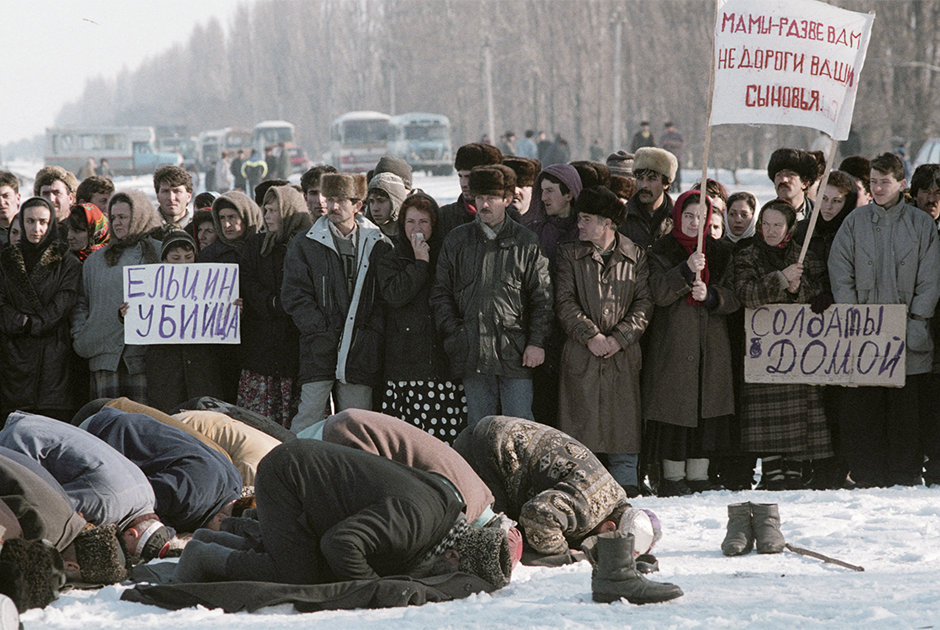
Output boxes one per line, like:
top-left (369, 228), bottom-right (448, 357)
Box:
top-left (160, 230), bottom-right (196, 260)
top-left (606, 150), bottom-right (635, 177)
top-left (373, 156), bottom-right (413, 189)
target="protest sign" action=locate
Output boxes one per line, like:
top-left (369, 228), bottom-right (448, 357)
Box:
top-left (710, 0), bottom-right (874, 140)
top-left (123, 263), bottom-right (240, 345)
top-left (744, 304), bottom-right (906, 387)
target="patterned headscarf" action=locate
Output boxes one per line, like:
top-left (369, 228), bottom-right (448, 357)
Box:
top-left (71, 203), bottom-right (111, 261)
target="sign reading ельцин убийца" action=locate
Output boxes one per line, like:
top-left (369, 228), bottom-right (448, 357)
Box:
top-left (744, 304), bottom-right (906, 387)
top-left (123, 263), bottom-right (240, 345)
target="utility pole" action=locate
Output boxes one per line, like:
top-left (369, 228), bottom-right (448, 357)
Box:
top-left (484, 41), bottom-right (495, 144)
top-left (613, 19), bottom-right (623, 151)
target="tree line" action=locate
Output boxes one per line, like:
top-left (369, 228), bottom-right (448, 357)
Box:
top-left (42, 0), bottom-right (940, 170)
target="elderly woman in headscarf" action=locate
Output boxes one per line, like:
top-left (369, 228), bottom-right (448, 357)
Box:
top-left (366, 172), bottom-right (408, 239)
top-left (730, 198), bottom-right (833, 491)
top-left (197, 190), bottom-right (263, 264)
top-left (237, 185), bottom-right (313, 428)
top-left (0, 198), bottom-right (82, 421)
top-left (375, 192), bottom-right (469, 444)
top-left (71, 190), bottom-right (162, 400)
top-left (65, 203), bottom-right (110, 262)
top-left (642, 190), bottom-right (739, 496)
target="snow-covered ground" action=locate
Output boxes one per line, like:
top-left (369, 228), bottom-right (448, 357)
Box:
top-left (20, 485), bottom-right (940, 629)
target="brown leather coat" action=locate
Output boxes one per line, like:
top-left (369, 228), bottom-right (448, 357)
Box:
top-left (555, 234), bottom-right (652, 453)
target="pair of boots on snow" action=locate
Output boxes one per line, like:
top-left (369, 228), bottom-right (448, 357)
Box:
top-left (721, 502), bottom-right (786, 556)
top-left (582, 532), bottom-right (683, 605)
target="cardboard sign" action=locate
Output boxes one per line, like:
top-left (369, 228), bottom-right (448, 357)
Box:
top-left (123, 263), bottom-right (240, 345)
top-left (710, 0), bottom-right (874, 140)
top-left (744, 304), bottom-right (906, 387)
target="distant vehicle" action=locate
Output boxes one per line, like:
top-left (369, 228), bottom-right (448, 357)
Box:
top-left (253, 120), bottom-right (296, 153)
top-left (387, 113), bottom-right (454, 176)
top-left (914, 138), bottom-right (940, 168)
top-left (328, 111), bottom-right (390, 173)
top-left (196, 128), bottom-right (253, 167)
top-left (157, 135), bottom-right (198, 170)
top-left (45, 126), bottom-right (182, 176)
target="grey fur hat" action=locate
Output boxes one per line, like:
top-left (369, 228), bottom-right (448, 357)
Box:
top-left (321, 173), bottom-right (368, 201)
top-left (633, 147), bottom-right (678, 183)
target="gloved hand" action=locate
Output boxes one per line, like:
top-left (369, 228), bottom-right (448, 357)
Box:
top-left (810, 292), bottom-right (835, 314)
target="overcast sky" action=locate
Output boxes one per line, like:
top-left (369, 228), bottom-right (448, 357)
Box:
top-left (1, 0), bottom-right (246, 145)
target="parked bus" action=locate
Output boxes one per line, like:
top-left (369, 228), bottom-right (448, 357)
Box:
top-left (196, 128), bottom-right (253, 167)
top-left (328, 111), bottom-right (390, 173)
top-left (45, 126), bottom-right (182, 176)
top-left (387, 113), bottom-right (453, 176)
top-left (252, 120), bottom-right (309, 174)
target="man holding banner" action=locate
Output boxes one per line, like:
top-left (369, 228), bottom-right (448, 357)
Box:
top-left (828, 153), bottom-right (940, 487)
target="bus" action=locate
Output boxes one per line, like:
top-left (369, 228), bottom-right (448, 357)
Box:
top-left (252, 120), bottom-right (309, 174)
top-left (44, 126), bottom-right (182, 176)
top-left (328, 111), bottom-right (391, 173)
top-left (196, 128), bottom-right (253, 167)
top-left (387, 113), bottom-right (453, 176)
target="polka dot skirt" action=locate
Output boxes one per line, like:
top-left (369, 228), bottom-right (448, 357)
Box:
top-left (381, 380), bottom-right (468, 445)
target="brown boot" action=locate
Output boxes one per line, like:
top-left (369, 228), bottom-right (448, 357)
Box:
top-left (751, 503), bottom-right (786, 554)
top-left (721, 502), bottom-right (754, 556)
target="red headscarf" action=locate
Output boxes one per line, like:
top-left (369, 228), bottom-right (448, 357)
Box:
top-left (72, 203), bottom-right (111, 262)
top-left (670, 189), bottom-right (714, 305)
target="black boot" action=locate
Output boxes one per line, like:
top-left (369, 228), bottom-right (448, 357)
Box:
top-left (582, 532), bottom-right (683, 605)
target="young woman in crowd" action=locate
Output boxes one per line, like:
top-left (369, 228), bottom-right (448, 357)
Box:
top-left (0, 198), bottom-right (82, 421)
top-left (643, 190), bottom-right (739, 496)
top-left (65, 203), bottom-right (110, 262)
top-left (237, 185), bottom-right (312, 428)
top-left (730, 198), bottom-right (833, 490)
top-left (375, 192), bottom-right (467, 444)
top-left (71, 190), bottom-right (162, 400)
top-left (722, 192), bottom-right (758, 248)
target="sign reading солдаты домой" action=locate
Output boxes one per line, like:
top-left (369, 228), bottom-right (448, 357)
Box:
top-left (744, 304), bottom-right (906, 387)
top-left (123, 263), bottom-right (240, 345)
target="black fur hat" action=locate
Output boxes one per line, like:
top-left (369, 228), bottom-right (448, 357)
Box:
top-left (570, 161), bottom-right (611, 189)
top-left (72, 524), bottom-right (130, 586)
top-left (767, 148), bottom-right (818, 184)
top-left (469, 165), bottom-right (516, 198)
top-left (573, 186), bottom-right (627, 227)
top-left (454, 143), bottom-right (502, 172)
top-left (0, 539), bottom-right (66, 612)
top-left (609, 175), bottom-right (636, 201)
top-left (501, 157), bottom-right (541, 187)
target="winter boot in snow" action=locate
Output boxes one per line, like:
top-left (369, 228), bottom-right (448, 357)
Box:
top-left (751, 503), bottom-right (786, 554)
top-left (721, 502), bottom-right (754, 556)
top-left (582, 532), bottom-right (683, 605)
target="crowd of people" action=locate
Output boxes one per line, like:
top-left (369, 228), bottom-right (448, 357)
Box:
top-left (2, 134), bottom-right (938, 616)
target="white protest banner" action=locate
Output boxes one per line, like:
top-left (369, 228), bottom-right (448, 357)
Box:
top-left (710, 0), bottom-right (874, 140)
top-left (744, 304), bottom-right (906, 387)
top-left (123, 263), bottom-right (240, 345)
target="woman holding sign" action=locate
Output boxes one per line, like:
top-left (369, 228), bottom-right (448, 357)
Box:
top-left (642, 190), bottom-right (739, 496)
top-left (730, 198), bottom-right (833, 491)
top-left (0, 197), bottom-right (82, 422)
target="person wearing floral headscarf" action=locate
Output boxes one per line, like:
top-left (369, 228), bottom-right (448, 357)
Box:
top-left (65, 203), bottom-right (110, 262)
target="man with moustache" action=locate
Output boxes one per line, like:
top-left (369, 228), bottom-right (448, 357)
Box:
top-left (911, 163), bottom-right (940, 231)
top-left (767, 148), bottom-right (818, 221)
top-left (281, 173), bottom-right (392, 434)
top-left (431, 165), bottom-right (553, 427)
top-left (502, 157), bottom-right (541, 216)
top-left (617, 147), bottom-right (677, 250)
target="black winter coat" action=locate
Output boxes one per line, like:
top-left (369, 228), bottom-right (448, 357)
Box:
top-left (225, 439), bottom-right (463, 584)
top-left (430, 218), bottom-right (553, 379)
top-left (617, 193), bottom-right (674, 251)
top-left (376, 233), bottom-right (449, 381)
top-left (281, 218), bottom-right (392, 387)
top-left (239, 232), bottom-right (299, 377)
top-left (0, 240), bottom-right (81, 416)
